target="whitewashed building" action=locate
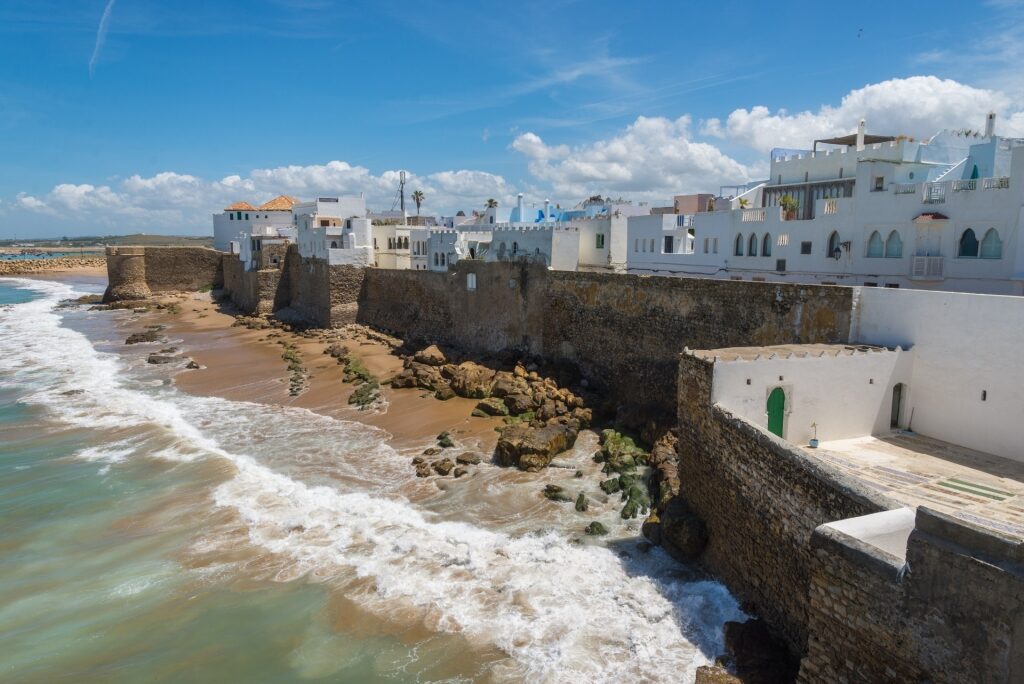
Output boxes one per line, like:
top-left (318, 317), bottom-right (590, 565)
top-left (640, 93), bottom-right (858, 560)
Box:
top-left (294, 196), bottom-right (374, 266)
top-left (213, 196), bottom-right (297, 251)
top-left (626, 116), bottom-right (1024, 295)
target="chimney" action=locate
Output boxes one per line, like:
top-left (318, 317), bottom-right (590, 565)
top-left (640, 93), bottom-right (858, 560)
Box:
top-left (517, 193), bottom-right (524, 223)
top-left (985, 112), bottom-right (996, 138)
top-left (543, 198), bottom-right (551, 222)
top-left (856, 118), bottom-right (866, 151)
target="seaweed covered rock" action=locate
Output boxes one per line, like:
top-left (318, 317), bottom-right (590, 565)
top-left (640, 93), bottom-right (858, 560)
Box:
top-left (542, 484), bottom-right (572, 503)
top-left (584, 521), bottom-right (608, 536)
top-left (494, 423), bottom-right (578, 471)
top-left (659, 497), bottom-right (708, 562)
top-left (474, 397), bottom-right (509, 417)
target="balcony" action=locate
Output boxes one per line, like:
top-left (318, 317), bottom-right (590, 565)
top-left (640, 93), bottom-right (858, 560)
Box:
top-left (983, 177), bottom-right (1010, 190)
top-left (741, 208), bottom-right (766, 222)
top-left (893, 183), bottom-right (918, 195)
top-left (910, 256), bottom-right (944, 280)
top-left (952, 179), bottom-right (977, 192)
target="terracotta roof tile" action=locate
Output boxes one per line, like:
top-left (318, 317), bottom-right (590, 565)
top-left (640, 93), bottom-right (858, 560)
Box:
top-left (224, 201), bottom-right (256, 211)
top-left (258, 195), bottom-right (298, 211)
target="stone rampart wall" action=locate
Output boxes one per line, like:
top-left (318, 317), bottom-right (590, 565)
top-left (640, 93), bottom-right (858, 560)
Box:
top-left (675, 352), bottom-right (892, 654)
top-left (802, 508), bottom-right (1024, 682)
top-left (544, 272), bottom-right (852, 411)
top-left (104, 246), bottom-right (224, 302)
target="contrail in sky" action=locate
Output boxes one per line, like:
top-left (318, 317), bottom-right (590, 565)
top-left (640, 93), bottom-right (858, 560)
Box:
top-left (89, 0), bottom-right (117, 78)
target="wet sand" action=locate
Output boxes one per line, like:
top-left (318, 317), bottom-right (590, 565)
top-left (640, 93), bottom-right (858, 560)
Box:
top-left (138, 292), bottom-right (503, 455)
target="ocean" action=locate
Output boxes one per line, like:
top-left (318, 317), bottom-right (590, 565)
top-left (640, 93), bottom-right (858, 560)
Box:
top-left (0, 276), bottom-right (743, 683)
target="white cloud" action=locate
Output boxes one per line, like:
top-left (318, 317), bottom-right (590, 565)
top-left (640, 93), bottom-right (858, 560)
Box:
top-left (512, 116), bottom-right (751, 199)
top-left (9, 161), bottom-right (514, 232)
top-left (89, 0), bottom-right (117, 78)
top-left (702, 76), bottom-right (1024, 152)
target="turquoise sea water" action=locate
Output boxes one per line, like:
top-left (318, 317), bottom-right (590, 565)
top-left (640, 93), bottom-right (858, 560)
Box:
top-left (0, 277), bottom-right (742, 683)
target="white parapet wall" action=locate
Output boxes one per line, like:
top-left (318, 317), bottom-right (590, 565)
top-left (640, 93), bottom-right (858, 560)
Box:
top-left (853, 287), bottom-right (1024, 461)
top-left (708, 345), bottom-right (912, 444)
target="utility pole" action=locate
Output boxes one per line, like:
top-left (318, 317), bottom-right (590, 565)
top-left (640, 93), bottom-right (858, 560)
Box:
top-left (399, 171), bottom-right (406, 215)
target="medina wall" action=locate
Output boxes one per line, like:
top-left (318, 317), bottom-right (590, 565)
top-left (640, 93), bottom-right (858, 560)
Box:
top-left (674, 352), bottom-right (892, 654)
top-left (541, 271), bottom-right (854, 412)
top-left (104, 246), bottom-right (224, 301)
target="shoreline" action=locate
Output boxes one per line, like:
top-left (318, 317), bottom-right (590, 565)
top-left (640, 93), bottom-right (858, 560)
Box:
top-left (126, 291), bottom-right (506, 456)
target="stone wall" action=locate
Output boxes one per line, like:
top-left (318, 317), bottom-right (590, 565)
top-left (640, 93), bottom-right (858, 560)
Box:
top-left (357, 260), bottom-right (547, 353)
top-left (221, 254), bottom-right (285, 315)
top-left (104, 246), bottom-right (223, 302)
top-left (675, 352), bottom-right (893, 654)
top-left (543, 272), bottom-right (852, 411)
top-left (357, 263), bottom-right (853, 414)
top-left (802, 508), bottom-right (1024, 682)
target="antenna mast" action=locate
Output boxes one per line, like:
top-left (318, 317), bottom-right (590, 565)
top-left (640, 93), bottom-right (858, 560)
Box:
top-left (399, 171), bottom-right (406, 214)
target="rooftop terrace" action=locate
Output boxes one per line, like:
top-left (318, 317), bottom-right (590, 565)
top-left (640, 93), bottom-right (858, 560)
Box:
top-left (804, 432), bottom-right (1024, 539)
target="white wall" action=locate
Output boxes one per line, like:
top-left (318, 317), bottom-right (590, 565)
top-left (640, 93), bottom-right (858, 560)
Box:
top-left (213, 211), bottom-right (292, 251)
top-left (711, 348), bottom-right (912, 444)
top-left (575, 217), bottom-right (611, 268)
top-left (854, 287), bottom-right (1024, 461)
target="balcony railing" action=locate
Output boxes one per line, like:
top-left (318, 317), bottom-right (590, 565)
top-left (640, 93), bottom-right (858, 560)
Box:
top-left (741, 208), bottom-right (766, 222)
top-left (923, 183), bottom-right (946, 204)
top-left (952, 179), bottom-right (977, 192)
top-left (983, 177), bottom-right (1010, 190)
top-left (910, 256), bottom-right (944, 280)
top-left (823, 198), bottom-right (838, 215)
top-left (893, 183), bottom-right (918, 195)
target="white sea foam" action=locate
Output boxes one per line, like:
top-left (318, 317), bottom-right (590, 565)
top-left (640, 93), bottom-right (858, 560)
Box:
top-left (0, 277), bottom-right (745, 682)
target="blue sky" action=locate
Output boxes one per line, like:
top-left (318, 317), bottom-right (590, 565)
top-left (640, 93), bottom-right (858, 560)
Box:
top-left (2, 0), bottom-right (1023, 237)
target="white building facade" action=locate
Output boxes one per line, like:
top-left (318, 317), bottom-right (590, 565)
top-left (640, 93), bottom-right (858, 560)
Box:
top-left (625, 117), bottom-right (1024, 295)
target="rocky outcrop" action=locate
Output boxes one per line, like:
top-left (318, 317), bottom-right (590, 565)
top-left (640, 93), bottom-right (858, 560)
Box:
top-left (656, 497), bottom-right (708, 562)
top-left (494, 423), bottom-right (578, 471)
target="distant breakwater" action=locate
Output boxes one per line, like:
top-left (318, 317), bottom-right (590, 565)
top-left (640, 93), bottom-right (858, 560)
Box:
top-left (0, 255), bottom-right (106, 276)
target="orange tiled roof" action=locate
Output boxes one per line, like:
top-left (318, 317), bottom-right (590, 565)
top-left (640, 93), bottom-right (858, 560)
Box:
top-left (258, 195), bottom-right (298, 211)
top-left (224, 201), bottom-right (256, 211)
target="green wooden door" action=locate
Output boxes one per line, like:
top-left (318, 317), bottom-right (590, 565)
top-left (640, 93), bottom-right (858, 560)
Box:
top-left (767, 387), bottom-right (785, 437)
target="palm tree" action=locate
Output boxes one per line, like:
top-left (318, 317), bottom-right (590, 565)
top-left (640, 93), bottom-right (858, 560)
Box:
top-left (485, 198), bottom-right (498, 209)
top-left (411, 190), bottom-right (424, 216)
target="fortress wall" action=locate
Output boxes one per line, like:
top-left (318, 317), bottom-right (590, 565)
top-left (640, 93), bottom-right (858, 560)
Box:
top-left (103, 246), bottom-right (223, 302)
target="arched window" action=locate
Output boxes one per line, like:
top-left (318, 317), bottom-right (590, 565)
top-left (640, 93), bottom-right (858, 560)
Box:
top-left (403, 237), bottom-right (409, 249)
top-left (433, 253), bottom-right (438, 266)
top-left (762, 233), bottom-right (772, 257)
top-left (980, 228), bottom-right (1002, 259)
top-left (884, 231), bottom-right (903, 258)
top-left (734, 234), bottom-right (744, 256)
top-left (958, 229), bottom-right (979, 258)
top-left (440, 253), bottom-right (446, 265)
top-left (330, 240), bottom-right (338, 249)
top-left (827, 231), bottom-right (841, 258)
top-left (866, 231), bottom-right (883, 258)
top-left (748, 233), bottom-right (758, 257)
top-left (513, 241), bottom-right (518, 254)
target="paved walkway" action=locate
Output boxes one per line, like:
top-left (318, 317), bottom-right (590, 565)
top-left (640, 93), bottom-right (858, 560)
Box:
top-left (804, 432), bottom-right (1024, 539)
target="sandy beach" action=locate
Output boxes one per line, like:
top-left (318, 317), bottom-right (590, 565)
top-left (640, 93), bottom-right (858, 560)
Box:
top-left (131, 291), bottom-right (505, 455)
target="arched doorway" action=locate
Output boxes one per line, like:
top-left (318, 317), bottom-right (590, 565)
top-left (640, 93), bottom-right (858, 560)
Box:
top-left (767, 387), bottom-right (785, 437)
top-left (891, 383), bottom-right (905, 428)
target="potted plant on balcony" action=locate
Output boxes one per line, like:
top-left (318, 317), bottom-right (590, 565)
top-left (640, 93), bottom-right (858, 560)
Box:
top-left (738, 197), bottom-right (750, 209)
top-left (779, 194), bottom-right (799, 220)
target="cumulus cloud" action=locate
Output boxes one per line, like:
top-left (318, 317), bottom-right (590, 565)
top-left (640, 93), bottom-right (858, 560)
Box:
top-left (512, 116), bottom-right (751, 199)
top-left (702, 76), bottom-right (1024, 152)
top-left (9, 161), bottom-right (514, 233)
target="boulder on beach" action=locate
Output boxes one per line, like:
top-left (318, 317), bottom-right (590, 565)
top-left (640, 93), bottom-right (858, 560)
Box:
top-left (413, 345), bottom-right (446, 366)
top-left (494, 423), bottom-right (578, 471)
top-left (658, 498), bottom-right (708, 561)
top-left (446, 362), bottom-right (496, 399)
top-left (431, 458), bottom-right (455, 476)
top-left (584, 521), bottom-right (608, 536)
top-left (125, 330), bottom-right (163, 345)
top-left (474, 397), bottom-right (509, 417)
top-left (456, 452), bottom-right (482, 465)
top-left (146, 353), bottom-right (178, 365)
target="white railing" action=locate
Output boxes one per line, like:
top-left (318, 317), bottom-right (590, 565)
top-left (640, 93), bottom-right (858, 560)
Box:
top-left (741, 208), bottom-right (766, 222)
top-left (823, 198), bottom-right (838, 215)
top-left (910, 256), bottom-right (944, 280)
top-left (983, 177), bottom-right (1010, 190)
top-left (893, 183), bottom-right (918, 195)
top-left (923, 183), bottom-right (946, 203)
top-left (952, 179), bottom-right (977, 192)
